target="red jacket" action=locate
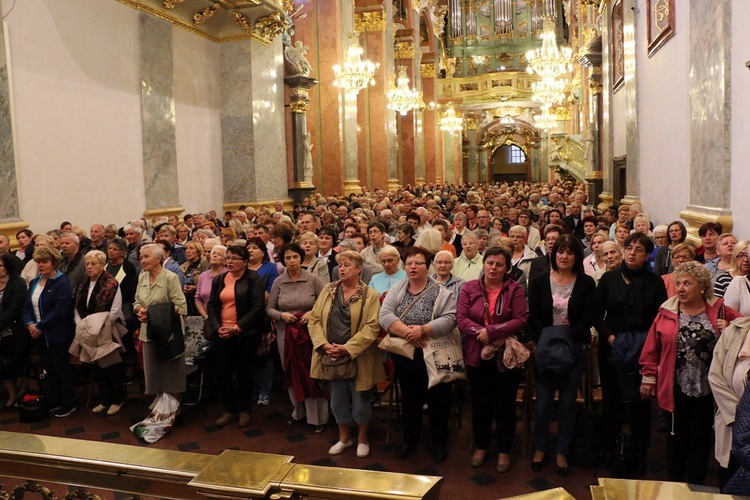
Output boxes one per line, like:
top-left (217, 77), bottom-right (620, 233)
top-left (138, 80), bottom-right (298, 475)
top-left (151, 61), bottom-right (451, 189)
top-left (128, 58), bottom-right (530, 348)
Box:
top-left (640, 296), bottom-right (741, 412)
top-left (457, 276), bottom-right (527, 368)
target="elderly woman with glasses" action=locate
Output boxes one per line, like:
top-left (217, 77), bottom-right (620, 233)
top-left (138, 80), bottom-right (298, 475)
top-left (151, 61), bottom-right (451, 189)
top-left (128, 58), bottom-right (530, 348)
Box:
top-left (432, 250), bottom-right (466, 301)
top-left (640, 262), bottom-right (740, 485)
top-left (661, 243), bottom-right (696, 298)
top-left (723, 241), bottom-right (750, 315)
top-left (713, 238), bottom-right (745, 299)
top-left (654, 221), bottom-right (687, 276)
top-left (369, 245), bottom-right (406, 296)
top-left (379, 246), bottom-right (457, 463)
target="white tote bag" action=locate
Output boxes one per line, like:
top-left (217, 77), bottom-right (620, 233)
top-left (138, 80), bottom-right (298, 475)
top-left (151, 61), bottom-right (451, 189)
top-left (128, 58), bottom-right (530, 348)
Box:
top-left (423, 328), bottom-right (467, 388)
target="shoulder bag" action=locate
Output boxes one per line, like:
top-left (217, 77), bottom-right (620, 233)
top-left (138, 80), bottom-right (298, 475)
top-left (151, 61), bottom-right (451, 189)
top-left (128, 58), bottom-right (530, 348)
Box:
top-left (379, 282), bottom-right (441, 360)
top-left (319, 291), bottom-right (366, 381)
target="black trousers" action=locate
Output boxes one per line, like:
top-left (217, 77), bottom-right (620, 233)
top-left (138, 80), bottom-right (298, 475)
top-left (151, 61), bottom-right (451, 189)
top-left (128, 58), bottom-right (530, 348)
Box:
top-left (93, 363), bottom-right (125, 406)
top-left (40, 342), bottom-right (76, 410)
top-left (598, 342), bottom-right (652, 463)
top-left (211, 335), bottom-right (260, 414)
top-left (393, 350), bottom-right (451, 448)
top-left (719, 454), bottom-right (741, 492)
top-left (666, 392), bottom-right (714, 485)
top-left (467, 361), bottom-right (522, 453)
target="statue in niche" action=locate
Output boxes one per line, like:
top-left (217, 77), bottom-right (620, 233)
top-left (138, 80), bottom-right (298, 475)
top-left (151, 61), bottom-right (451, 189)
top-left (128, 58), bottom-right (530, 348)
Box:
top-left (284, 41), bottom-right (312, 77)
top-left (582, 125), bottom-right (595, 170)
top-left (303, 132), bottom-right (314, 185)
top-left (549, 139), bottom-right (562, 163)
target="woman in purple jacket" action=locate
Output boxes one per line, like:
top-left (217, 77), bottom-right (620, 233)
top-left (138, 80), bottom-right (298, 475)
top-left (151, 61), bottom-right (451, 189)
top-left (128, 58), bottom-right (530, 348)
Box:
top-left (457, 246), bottom-right (528, 472)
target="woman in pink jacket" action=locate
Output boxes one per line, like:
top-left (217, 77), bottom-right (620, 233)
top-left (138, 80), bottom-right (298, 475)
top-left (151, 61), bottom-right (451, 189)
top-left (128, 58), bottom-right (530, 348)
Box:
top-left (640, 261), bottom-right (740, 484)
top-left (457, 246), bottom-right (527, 472)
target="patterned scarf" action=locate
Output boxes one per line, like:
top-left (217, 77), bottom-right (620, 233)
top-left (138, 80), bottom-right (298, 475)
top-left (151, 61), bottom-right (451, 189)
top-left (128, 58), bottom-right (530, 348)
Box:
top-left (75, 272), bottom-right (119, 319)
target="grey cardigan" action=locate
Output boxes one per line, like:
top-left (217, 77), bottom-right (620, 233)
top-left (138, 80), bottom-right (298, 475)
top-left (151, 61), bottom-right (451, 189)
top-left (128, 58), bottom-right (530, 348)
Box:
top-left (379, 278), bottom-right (456, 339)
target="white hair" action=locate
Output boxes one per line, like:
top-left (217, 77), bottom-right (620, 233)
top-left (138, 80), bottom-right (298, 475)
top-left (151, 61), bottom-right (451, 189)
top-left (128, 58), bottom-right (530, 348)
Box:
top-left (61, 232), bottom-right (80, 245)
top-left (434, 250), bottom-right (455, 263)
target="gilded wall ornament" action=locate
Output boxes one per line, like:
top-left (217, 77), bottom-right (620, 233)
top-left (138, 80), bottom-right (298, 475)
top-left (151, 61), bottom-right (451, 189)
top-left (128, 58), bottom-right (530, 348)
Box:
top-left (355, 11), bottom-right (387, 32)
top-left (395, 42), bottom-right (415, 60)
top-left (253, 11), bottom-right (287, 43)
top-left (290, 100), bottom-right (310, 114)
top-left (233, 11), bottom-right (251, 31)
top-left (193, 3), bottom-right (221, 25)
top-left (421, 63), bottom-right (436, 78)
top-left (163, 0), bottom-right (186, 9)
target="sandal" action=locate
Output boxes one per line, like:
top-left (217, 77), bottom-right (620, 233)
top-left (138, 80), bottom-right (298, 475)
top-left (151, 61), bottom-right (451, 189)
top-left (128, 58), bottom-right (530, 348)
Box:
top-left (313, 424), bottom-right (327, 434)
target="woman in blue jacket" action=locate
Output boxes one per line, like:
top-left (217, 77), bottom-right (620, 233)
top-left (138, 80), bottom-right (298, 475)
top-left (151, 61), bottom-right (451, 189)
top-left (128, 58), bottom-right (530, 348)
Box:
top-left (22, 246), bottom-right (76, 417)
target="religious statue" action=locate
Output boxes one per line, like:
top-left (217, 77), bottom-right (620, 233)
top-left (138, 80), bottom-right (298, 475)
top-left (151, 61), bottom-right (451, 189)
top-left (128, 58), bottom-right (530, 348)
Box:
top-left (479, 110), bottom-right (494, 129)
top-left (303, 132), bottom-right (314, 185)
top-left (582, 125), bottom-right (596, 171)
top-left (284, 40), bottom-right (312, 77)
top-left (549, 138), bottom-right (563, 163)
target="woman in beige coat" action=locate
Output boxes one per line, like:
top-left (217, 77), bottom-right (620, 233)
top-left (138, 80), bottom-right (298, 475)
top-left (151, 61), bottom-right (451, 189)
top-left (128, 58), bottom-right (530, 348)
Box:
top-left (709, 316), bottom-right (750, 491)
top-left (309, 250), bottom-right (385, 459)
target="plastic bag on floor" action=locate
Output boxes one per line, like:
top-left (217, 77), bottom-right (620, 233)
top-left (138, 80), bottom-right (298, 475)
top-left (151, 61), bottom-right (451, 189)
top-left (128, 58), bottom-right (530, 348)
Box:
top-left (130, 393), bottom-right (179, 443)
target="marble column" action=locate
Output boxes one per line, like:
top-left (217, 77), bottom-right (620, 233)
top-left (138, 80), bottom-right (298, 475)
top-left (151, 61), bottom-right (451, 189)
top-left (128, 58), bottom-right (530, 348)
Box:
top-left (679, 0), bottom-right (734, 239)
top-left (220, 37), bottom-right (289, 211)
top-left (395, 29), bottom-right (417, 187)
top-left (356, 2), bottom-right (397, 192)
top-left (478, 147), bottom-right (488, 183)
top-left (540, 133), bottom-right (550, 182)
top-left (285, 76), bottom-right (318, 205)
top-left (340, 4), bottom-right (361, 196)
top-left (139, 14), bottom-right (183, 221)
top-left (620, 0), bottom-right (640, 206)
top-left (599, 3), bottom-right (615, 210)
top-left (443, 130), bottom-right (456, 185)
top-left (0, 20), bottom-right (28, 246)
top-left (466, 126), bottom-right (478, 183)
top-left (421, 58), bottom-right (438, 184)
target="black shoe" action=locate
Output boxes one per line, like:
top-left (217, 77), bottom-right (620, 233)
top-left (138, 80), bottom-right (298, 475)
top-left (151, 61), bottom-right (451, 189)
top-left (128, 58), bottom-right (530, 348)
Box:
top-left (432, 446), bottom-right (448, 463)
top-left (556, 464), bottom-right (570, 477)
top-left (395, 443), bottom-right (415, 460)
top-left (531, 457), bottom-right (546, 472)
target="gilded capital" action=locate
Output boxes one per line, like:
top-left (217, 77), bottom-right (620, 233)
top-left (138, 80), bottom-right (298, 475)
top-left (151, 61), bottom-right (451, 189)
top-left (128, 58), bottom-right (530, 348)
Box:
top-left (193, 3), bottom-right (221, 26)
top-left (252, 11), bottom-right (287, 43)
top-left (395, 42), bottom-right (415, 60)
top-left (355, 11), bottom-right (386, 32)
top-left (289, 87), bottom-right (310, 114)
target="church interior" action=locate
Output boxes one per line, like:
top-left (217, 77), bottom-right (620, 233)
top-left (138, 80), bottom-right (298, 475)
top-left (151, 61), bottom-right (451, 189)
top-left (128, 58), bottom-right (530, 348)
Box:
top-left (0, 0), bottom-right (748, 498)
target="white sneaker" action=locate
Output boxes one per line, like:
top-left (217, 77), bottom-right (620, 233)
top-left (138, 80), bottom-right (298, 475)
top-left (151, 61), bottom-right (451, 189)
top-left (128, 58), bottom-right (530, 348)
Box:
top-left (328, 440), bottom-right (353, 456)
top-left (356, 442), bottom-right (370, 458)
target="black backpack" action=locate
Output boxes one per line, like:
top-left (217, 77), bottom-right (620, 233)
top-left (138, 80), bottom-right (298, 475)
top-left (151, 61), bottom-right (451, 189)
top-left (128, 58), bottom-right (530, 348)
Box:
top-left (568, 409), bottom-right (602, 469)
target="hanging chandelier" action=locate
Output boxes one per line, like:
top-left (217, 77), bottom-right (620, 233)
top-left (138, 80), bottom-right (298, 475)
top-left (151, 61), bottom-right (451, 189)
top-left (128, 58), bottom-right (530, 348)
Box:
top-left (333, 32), bottom-right (379, 94)
top-left (531, 76), bottom-right (566, 107)
top-left (526, 19), bottom-right (573, 79)
top-left (439, 103), bottom-right (464, 132)
top-left (387, 66), bottom-right (422, 116)
top-left (533, 108), bottom-right (558, 131)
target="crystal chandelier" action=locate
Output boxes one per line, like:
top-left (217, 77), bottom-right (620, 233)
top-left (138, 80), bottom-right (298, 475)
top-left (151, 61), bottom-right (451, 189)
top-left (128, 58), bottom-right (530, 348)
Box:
top-left (526, 19), bottom-right (573, 79)
top-left (531, 76), bottom-right (566, 107)
top-left (333, 33), bottom-right (379, 94)
top-left (387, 66), bottom-right (423, 116)
top-left (439, 103), bottom-right (464, 132)
top-left (534, 108), bottom-right (558, 131)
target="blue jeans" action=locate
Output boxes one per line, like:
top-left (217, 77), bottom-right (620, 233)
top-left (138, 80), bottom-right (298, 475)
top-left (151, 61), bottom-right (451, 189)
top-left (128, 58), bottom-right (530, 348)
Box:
top-left (533, 355), bottom-right (587, 455)
top-left (252, 354), bottom-right (273, 400)
top-left (329, 380), bottom-right (372, 426)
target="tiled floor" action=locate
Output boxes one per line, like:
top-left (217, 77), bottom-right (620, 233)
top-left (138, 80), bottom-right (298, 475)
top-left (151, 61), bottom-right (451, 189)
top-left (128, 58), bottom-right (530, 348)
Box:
top-left (0, 377), bottom-right (720, 499)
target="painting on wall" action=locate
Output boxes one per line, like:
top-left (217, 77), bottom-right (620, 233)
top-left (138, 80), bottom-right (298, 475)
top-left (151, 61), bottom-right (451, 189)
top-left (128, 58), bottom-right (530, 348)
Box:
top-left (646, 0), bottom-right (675, 57)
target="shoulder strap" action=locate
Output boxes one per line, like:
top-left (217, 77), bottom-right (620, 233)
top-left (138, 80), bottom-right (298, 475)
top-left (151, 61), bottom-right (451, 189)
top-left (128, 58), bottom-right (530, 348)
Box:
top-left (398, 282), bottom-right (441, 320)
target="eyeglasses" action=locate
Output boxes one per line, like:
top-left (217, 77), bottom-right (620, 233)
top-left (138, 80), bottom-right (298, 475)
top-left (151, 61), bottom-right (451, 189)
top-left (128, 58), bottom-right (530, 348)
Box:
top-left (226, 256), bottom-right (245, 261)
top-left (737, 253), bottom-right (748, 260)
top-left (625, 246), bottom-right (646, 254)
top-left (405, 261), bottom-right (427, 267)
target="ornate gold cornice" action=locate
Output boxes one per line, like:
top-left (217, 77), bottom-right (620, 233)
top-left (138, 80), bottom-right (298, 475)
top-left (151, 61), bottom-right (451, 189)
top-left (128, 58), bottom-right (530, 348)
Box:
top-left (252, 11), bottom-right (286, 43)
top-left (115, 0), bottom-right (283, 45)
top-left (421, 63), bottom-right (436, 78)
top-left (163, 0), bottom-right (186, 8)
top-left (354, 11), bottom-right (386, 32)
top-left (395, 42), bottom-right (415, 60)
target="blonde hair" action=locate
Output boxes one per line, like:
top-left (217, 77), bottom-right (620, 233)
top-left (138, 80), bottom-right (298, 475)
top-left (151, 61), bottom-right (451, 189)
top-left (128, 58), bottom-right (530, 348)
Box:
top-left (673, 261), bottom-right (713, 300)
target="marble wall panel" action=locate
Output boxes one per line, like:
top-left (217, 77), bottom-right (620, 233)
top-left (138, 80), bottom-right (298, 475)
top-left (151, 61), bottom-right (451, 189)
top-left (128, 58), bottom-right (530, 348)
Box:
top-left (220, 40), bottom-right (256, 203)
top-left (0, 21), bottom-right (19, 221)
top-left (623, 0), bottom-right (639, 197)
top-left (689, 0), bottom-right (731, 208)
top-left (249, 37), bottom-right (288, 201)
top-left (600, 1), bottom-right (613, 195)
top-left (139, 14), bottom-right (180, 210)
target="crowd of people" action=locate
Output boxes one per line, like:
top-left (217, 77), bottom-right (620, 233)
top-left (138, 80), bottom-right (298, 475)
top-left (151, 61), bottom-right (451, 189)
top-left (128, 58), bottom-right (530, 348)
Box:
top-left (1, 180), bottom-right (750, 492)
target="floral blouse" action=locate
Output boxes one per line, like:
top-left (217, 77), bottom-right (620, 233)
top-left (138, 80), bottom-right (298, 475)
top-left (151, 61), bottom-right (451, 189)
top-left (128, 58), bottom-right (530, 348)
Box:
top-left (676, 311), bottom-right (717, 397)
